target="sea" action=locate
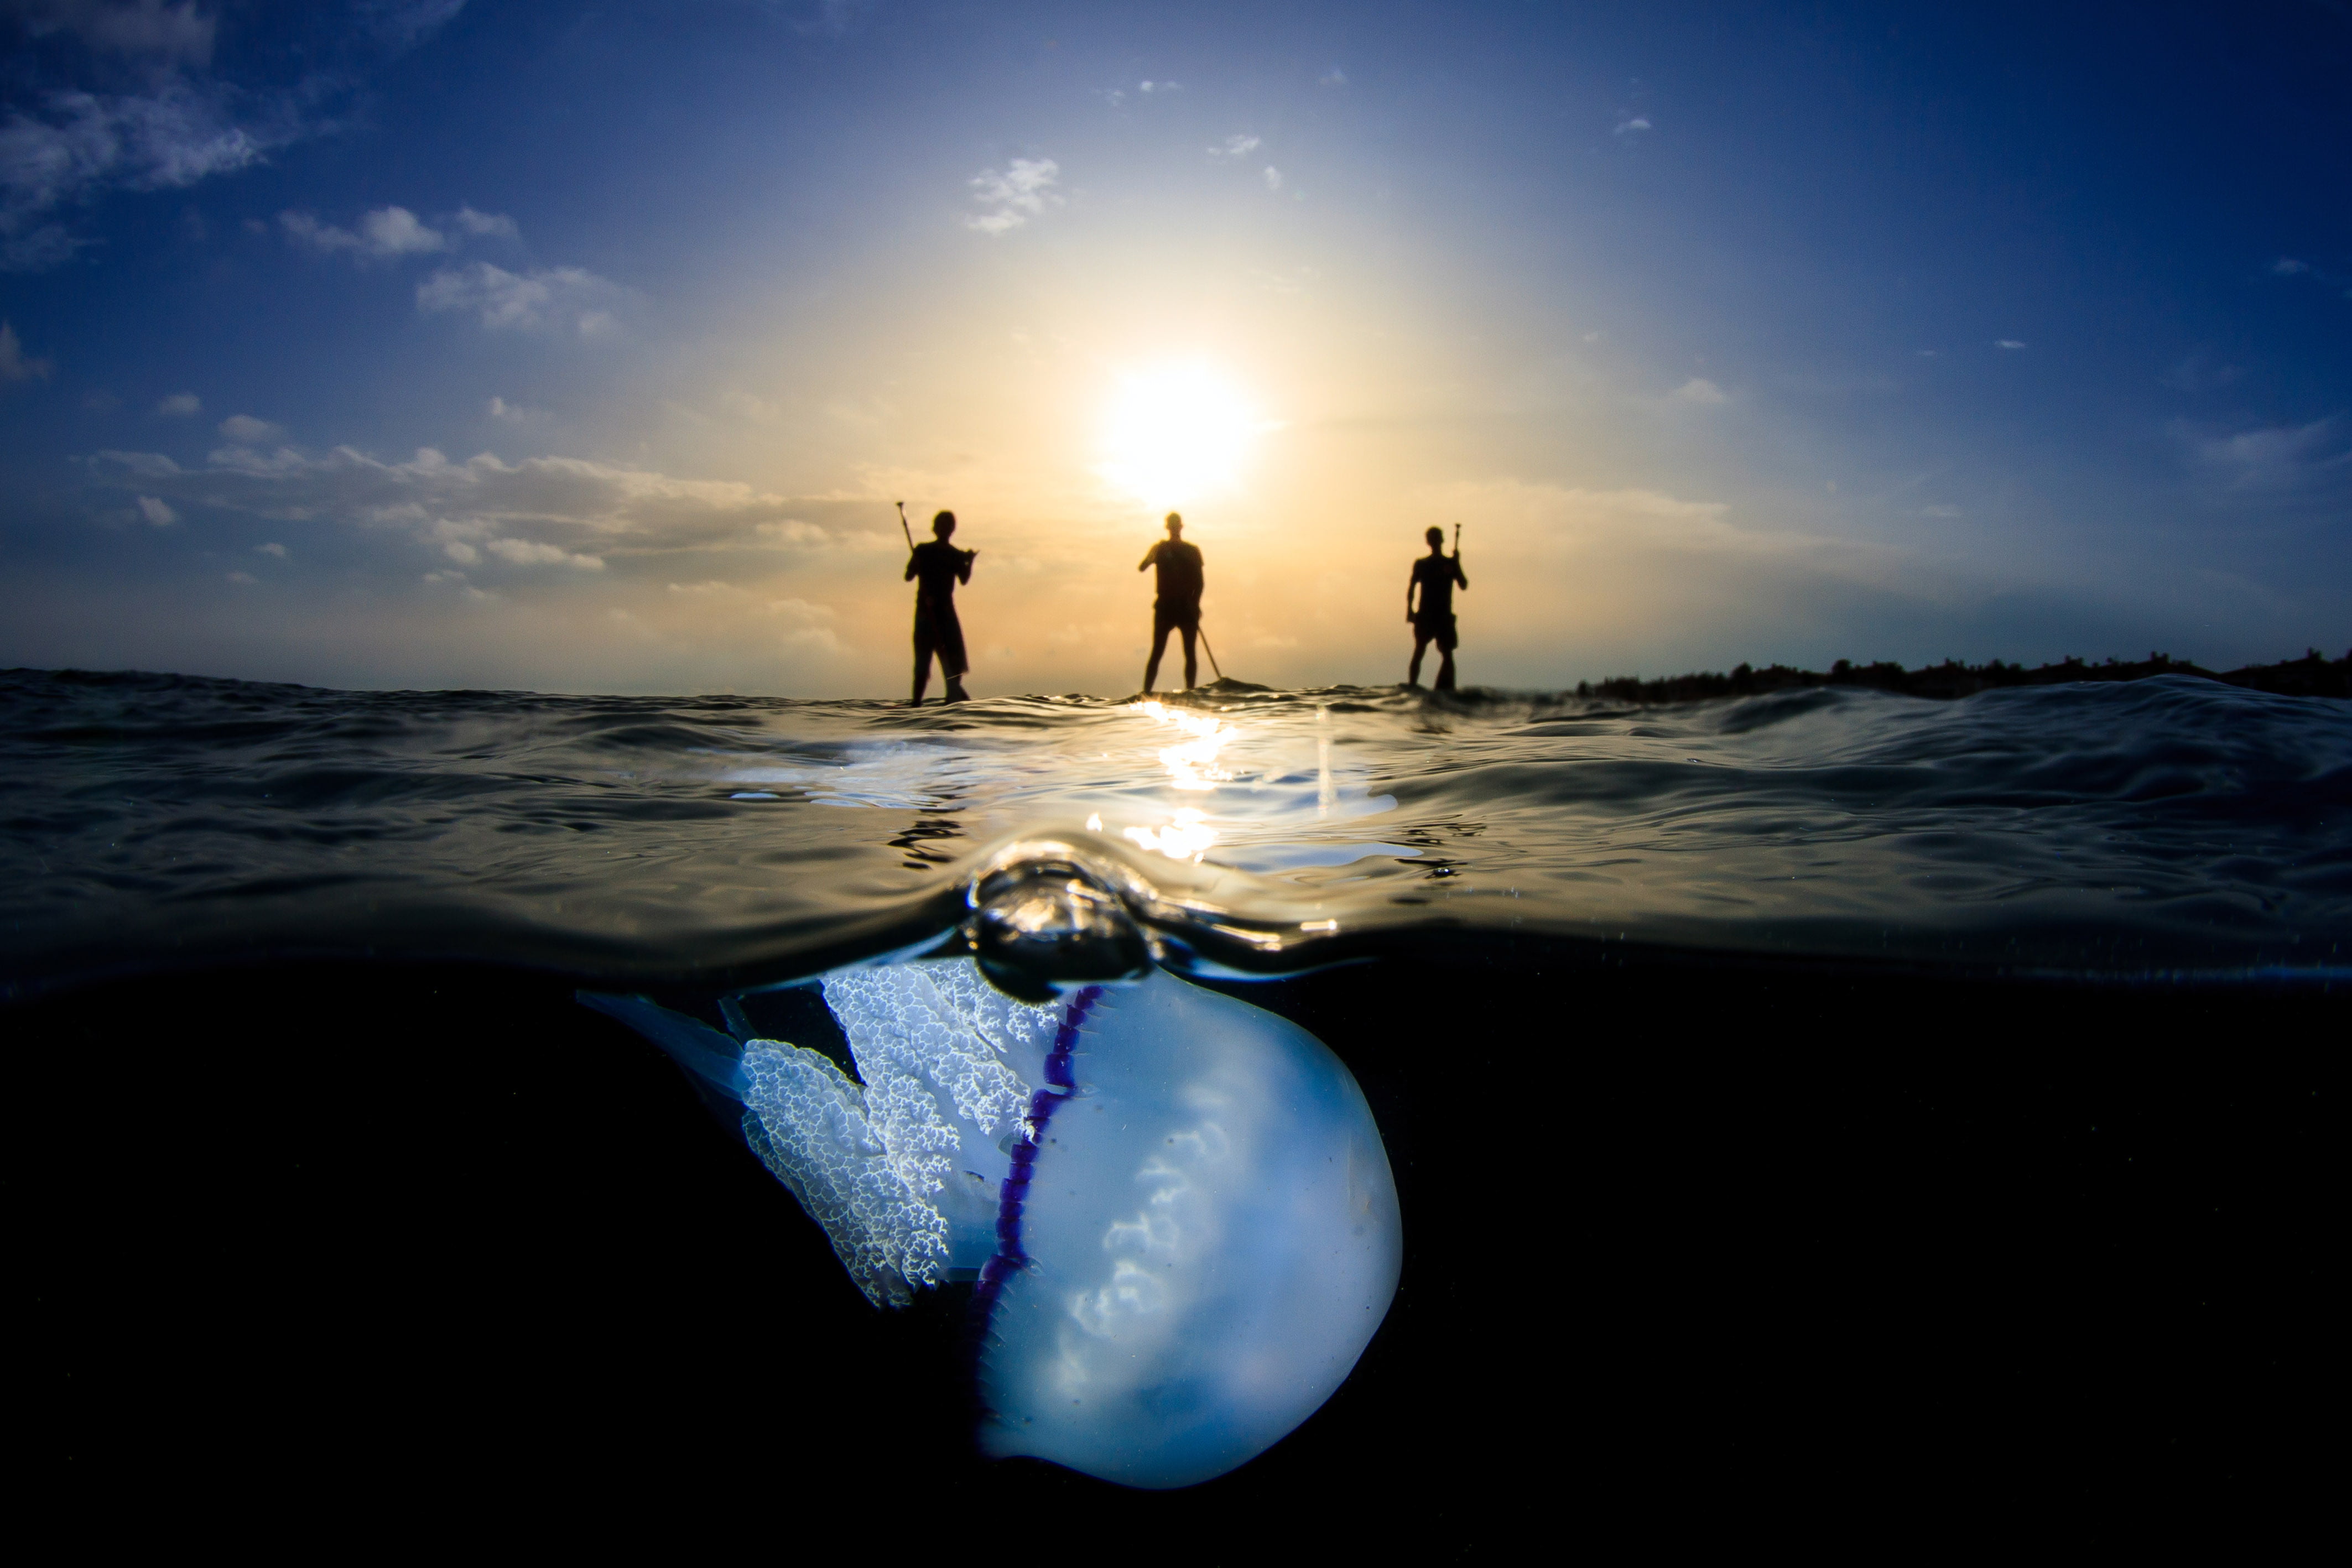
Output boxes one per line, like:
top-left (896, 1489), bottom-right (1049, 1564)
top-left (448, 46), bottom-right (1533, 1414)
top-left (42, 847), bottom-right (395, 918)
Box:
top-left (9, 666), bottom-right (2342, 1541)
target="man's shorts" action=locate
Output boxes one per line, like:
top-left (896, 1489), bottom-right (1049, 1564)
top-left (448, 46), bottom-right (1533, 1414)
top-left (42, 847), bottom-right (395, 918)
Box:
top-left (914, 600), bottom-right (969, 677)
top-left (1413, 612), bottom-right (1458, 653)
top-left (1153, 603), bottom-right (1201, 640)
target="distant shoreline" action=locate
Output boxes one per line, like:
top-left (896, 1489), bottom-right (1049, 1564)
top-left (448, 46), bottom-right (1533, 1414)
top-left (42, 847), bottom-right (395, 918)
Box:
top-left (1574, 648), bottom-right (2350, 704)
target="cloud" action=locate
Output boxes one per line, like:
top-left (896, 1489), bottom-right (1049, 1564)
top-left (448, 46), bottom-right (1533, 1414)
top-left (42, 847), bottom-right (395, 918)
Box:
top-left (88, 442), bottom-right (902, 564)
top-left (280, 205), bottom-right (449, 260)
top-left (485, 395), bottom-right (543, 423)
top-left (1262, 166), bottom-right (1283, 193)
top-left (0, 320), bottom-right (53, 380)
top-left (2272, 257), bottom-right (2311, 275)
top-left (0, 6), bottom-right (470, 271)
top-left (2160, 353), bottom-right (2242, 393)
top-left (225, 569), bottom-right (256, 584)
top-left (966, 157), bottom-right (1061, 236)
top-left (1208, 134), bottom-right (1261, 158)
top-left (416, 261), bottom-right (625, 333)
top-left (2, 79), bottom-right (280, 270)
top-left (256, 541), bottom-right (288, 557)
top-left (1919, 504), bottom-right (1963, 518)
top-left (10, 1), bottom-right (218, 63)
top-left (484, 536), bottom-right (603, 570)
top-left (1319, 67), bottom-right (1348, 88)
top-left (787, 0), bottom-right (872, 37)
top-left (2178, 415), bottom-right (2352, 491)
top-left (135, 494), bottom-right (176, 525)
top-left (1671, 377), bottom-right (1727, 404)
top-left (217, 413), bottom-right (284, 442)
top-left (1137, 80), bottom-right (1178, 95)
top-left (1614, 116), bottom-right (1652, 136)
top-left (155, 390), bottom-right (200, 414)
top-left (447, 204), bottom-right (517, 238)
top-left (1996, 339), bottom-right (2027, 350)
top-left (362, 1), bottom-right (470, 49)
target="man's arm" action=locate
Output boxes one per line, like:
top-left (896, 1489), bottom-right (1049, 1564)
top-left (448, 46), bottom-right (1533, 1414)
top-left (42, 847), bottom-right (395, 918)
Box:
top-left (1137, 542), bottom-right (1157, 572)
top-left (1453, 556), bottom-right (1468, 590)
top-left (956, 549), bottom-right (974, 585)
top-left (1406, 565), bottom-right (1420, 621)
top-left (904, 548), bottom-right (918, 582)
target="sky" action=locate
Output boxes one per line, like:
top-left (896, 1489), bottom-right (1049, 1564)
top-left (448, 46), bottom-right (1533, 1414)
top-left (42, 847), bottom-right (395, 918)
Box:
top-left (1, 0), bottom-right (2346, 697)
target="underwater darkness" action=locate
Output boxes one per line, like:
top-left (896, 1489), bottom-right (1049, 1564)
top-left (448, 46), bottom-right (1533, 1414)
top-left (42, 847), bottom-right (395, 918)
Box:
top-left (14, 939), bottom-right (2330, 1544)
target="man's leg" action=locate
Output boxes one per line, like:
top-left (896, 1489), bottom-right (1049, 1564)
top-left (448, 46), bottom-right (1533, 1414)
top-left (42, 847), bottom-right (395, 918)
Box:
top-left (1180, 624), bottom-right (1198, 689)
top-left (1408, 632), bottom-right (1429, 685)
top-left (1435, 638), bottom-right (1457, 691)
top-left (912, 647), bottom-right (932, 704)
top-left (1143, 619), bottom-right (1171, 693)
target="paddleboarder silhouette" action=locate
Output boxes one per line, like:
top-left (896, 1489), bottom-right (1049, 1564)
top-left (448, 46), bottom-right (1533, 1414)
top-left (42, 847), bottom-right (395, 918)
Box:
top-left (1138, 512), bottom-right (1205, 694)
top-left (903, 505), bottom-right (975, 704)
top-left (1407, 524), bottom-right (1468, 690)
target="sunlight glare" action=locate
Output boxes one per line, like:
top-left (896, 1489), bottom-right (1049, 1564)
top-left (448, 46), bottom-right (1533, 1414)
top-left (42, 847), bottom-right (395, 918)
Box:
top-left (1098, 363), bottom-right (1268, 505)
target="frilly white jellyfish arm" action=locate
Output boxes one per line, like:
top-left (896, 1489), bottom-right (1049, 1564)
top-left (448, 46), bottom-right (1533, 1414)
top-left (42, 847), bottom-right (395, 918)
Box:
top-left (580, 973), bottom-right (1064, 1308)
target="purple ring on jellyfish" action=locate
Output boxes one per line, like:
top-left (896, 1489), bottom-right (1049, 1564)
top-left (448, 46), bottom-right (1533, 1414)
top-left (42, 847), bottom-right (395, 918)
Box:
top-left (586, 959), bottom-right (1402, 1490)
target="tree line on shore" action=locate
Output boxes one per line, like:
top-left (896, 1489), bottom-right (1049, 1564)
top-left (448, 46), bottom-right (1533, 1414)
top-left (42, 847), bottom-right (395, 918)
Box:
top-left (1573, 647), bottom-right (2351, 704)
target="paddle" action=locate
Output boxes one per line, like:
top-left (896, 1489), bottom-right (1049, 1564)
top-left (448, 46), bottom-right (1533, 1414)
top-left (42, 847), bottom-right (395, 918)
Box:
top-left (896, 501), bottom-right (915, 553)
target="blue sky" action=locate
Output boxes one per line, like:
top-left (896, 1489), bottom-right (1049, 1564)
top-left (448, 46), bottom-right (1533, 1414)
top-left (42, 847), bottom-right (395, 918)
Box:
top-left (2, 0), bottom-right (2345, 695)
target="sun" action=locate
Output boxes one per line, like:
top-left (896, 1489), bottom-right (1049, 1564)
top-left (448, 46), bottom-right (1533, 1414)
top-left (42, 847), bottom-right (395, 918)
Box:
top-left (1097, 363), bottom-right (1268, 506)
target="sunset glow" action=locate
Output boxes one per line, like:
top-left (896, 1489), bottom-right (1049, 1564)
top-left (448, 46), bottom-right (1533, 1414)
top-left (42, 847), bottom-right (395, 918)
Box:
top-left (1097, 364), bottom-right (1269, 507)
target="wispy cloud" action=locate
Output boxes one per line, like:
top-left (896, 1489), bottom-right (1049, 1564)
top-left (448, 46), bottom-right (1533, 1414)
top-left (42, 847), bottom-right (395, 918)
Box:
top-left (217, 413), bottom-right (284, 443)
top-left (1208, 133), bottom-right (1260, 159)
top-left (0, 320), bottom-right (54, 381)
top-left (2177, 415), bottom-right (2352, 491)
top-left (966, 157), bottom-right (1061, 236)
top-left (417, 261), bottom-right (623, 334)
top-left (2271, 257), bottom-right (2311, 276)
top-left (155, 390), bottom-right (199, 415)
top-left (1614, 116), bottom-right (1652, 136)
top-left (1996, 339), bottom-right (2027, 350)
top-left (0, 4), bottom-right (471, 272)
top-left (1262, 165), bottom-right (1283, 193)
top-left (1671, 377), bottom-right (1727, 404)
top-left (1319, 67), bottom-right (1348, 88)
top-left (12, 1), bottom-right (220, 65)
top-left (136, 494), bottom-right (177, 525)
top-left (2160, 353), bottom-right (2242, 393)
top-left (281, 205), bottom-right (447, 260)
top-left (89, 442), bottom-right (901, 564)
top-left (448, 204), bottom-right (517, 238)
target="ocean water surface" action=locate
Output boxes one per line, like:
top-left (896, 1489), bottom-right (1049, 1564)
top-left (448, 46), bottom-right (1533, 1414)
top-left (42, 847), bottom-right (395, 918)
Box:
top-left (6, 666), bottom-right (2348, 986)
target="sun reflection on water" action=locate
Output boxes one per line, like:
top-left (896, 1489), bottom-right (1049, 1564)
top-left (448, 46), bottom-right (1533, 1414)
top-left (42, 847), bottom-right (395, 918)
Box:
top-left (1122, 700), bottom-right (1240, 861)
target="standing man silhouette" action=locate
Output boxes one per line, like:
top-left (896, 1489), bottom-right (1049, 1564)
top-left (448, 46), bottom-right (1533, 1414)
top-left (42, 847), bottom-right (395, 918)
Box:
top-left (1138, 512), bottom-right (1205, 695)
top-left (1407, 525), bottom-right (1468, 690)
top-left (906, 509), bottom-right (975, 704)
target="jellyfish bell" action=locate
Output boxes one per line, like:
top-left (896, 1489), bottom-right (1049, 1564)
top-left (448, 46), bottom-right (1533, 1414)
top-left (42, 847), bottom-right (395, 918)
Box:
top-left (582, 957), bottom-right (1401, 1490)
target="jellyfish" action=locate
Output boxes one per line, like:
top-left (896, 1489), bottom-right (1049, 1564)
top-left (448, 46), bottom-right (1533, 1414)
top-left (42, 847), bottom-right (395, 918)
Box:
top-left (584, 957), bottom-right (1402, 1489)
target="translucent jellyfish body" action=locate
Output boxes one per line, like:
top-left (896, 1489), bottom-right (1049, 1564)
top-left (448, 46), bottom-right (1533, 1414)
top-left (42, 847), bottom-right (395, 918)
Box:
top-left (585, 960), bottom-right (1401, 1489)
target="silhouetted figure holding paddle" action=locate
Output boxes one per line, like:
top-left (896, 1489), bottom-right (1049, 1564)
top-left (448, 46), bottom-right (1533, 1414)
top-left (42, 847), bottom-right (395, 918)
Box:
top-left (1407, 524), bottom-right (1468, 690)
top-left (904, 507), bottom-right (975, 704)
top-left (1138, 512), bottom-right (1205, 694)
